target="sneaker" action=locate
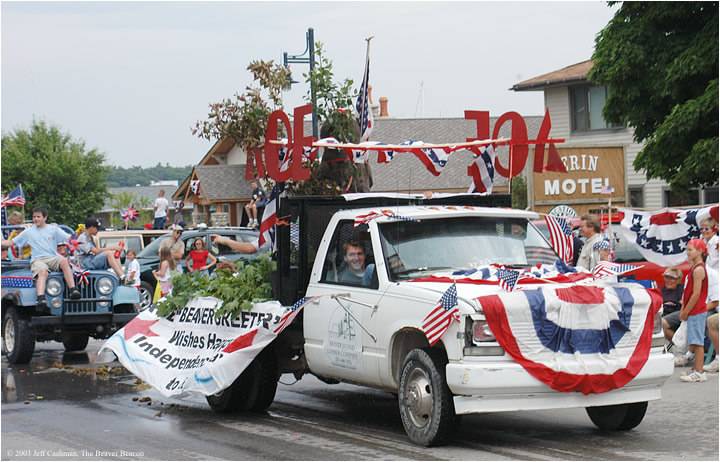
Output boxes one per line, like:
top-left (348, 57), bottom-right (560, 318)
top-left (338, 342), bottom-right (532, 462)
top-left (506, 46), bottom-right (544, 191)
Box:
top-left (674, 355), bottom-right (690, 367)
top-left (36, 296), bottom-right (47, 310)
top-left (69, 288), bottom-right (81, 300)
top-left (680, 369), bottom-right (708, 382)
top-left (705, 357), bottom-right (719, 373)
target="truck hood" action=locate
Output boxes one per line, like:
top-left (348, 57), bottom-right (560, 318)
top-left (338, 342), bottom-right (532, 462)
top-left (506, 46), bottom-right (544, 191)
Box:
top-left (395, 279), bottom-right (529, 313)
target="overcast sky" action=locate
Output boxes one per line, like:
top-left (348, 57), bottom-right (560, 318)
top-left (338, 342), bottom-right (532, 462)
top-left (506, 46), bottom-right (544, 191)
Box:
top-left (1, 1), bottom-right (619, 168)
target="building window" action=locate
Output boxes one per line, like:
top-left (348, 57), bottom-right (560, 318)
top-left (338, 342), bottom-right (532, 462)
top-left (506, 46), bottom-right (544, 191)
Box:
top-left (629, 187), bottom-right (644, 208)
top-left (704, 187), bottom-right (718, 204)
top-left (663, 189), bottom-right (700, 207)
top-left (570, 85), bottom-right (624, 132)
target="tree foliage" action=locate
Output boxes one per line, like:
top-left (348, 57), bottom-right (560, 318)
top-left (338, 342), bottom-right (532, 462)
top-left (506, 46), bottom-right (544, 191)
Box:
top-left (589, 1), bottom-right (718, 193)
top-left (1, 120), bottom-right (109, 224)
top-left (192, 60), bottom-right (291, 152)
top-left (107, 163), bottom-right (193, 187)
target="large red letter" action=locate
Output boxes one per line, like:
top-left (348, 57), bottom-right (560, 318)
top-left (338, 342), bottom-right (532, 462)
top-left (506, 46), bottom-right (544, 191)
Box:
top-left (532, 109), bottom-right (566, 173)
top-left (493, 111), bottom-right (528, 178)
top-left (291, 104), bottom-right (313, 181)
top-left (464, 110), bottom-right (490, 142)
top-left (264, 110), bottom-right (293, 182)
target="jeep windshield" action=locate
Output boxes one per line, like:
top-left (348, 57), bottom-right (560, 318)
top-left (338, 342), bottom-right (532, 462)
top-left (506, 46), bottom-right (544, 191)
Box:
top-left (379, 216), bottom-right (557, 281)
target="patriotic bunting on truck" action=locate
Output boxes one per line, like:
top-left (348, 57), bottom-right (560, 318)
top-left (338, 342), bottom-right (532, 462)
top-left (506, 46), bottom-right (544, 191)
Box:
top-left (477, 284), bottom-right (662, 394)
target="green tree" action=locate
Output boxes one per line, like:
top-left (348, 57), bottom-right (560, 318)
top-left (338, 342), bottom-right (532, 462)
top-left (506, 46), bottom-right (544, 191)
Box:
top-left (1, 120), bottom-right (109, 224)
top-left (107, 192), bottom-right (153, 229)
top-left (589, 1), bottom-right (718, 193)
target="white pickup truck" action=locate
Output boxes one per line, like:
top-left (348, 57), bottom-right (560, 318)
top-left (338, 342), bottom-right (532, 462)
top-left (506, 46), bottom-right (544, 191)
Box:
top-left (209, 194), bottom-right (673, 447)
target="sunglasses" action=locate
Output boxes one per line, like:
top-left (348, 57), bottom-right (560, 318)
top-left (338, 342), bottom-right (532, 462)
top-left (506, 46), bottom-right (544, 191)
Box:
top-left (701, 227), bottom-right (714, 231)
top-left (174, 230), bottom-right (183, 235)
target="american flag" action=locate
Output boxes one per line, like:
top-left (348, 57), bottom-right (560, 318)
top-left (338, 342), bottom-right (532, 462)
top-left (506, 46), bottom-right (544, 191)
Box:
top-left (273, 296), bottom-right (321, 335)
top-left (401, 141), bottom-right (452, 176)
top-left (356, 49), bottom-right (373, 142)
top-left (258, 182), bottom-right (286, 250)
top-left (422, 283), bottom-right (459, 347)
top-left (467, 145), bottom-right (496, 194)
top-left (545, 216), bottom-right (574, 264)
top-left (497, 268), bottom-right (520, 292)
top-left (1, 185), bottom-right (26, 208)
top-left (592, 261), bottom-right (638, 279)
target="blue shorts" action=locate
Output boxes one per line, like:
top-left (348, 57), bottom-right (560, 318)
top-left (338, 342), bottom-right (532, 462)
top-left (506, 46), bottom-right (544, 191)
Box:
top-left (80, 252), bottom-right (108, 270)
top-left (687, 311), bottom-right (708, 346)
top-left (153, 216), bottom-right (167, 229)
top-left (255, 200), bottom-right (266, 208)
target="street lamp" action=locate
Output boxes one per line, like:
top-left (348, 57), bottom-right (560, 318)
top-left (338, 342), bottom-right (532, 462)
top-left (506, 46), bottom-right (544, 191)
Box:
top-left (283, 27), bottom-right (319, 139)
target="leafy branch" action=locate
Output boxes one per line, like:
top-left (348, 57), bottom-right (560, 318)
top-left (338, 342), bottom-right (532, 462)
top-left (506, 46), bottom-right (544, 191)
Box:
top-left (155, 254), bottom-right (276, 319)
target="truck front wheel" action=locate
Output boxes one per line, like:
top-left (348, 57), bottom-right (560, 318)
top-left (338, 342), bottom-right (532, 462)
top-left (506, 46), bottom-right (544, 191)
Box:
top-left (3, 306), bottom-right (35, 364)
top-left (586, 401), bottom-right (648, 431)
top-left (206, 347), bottom-right (278, 413)
top-left (398, 348), bottom-right (457, 447)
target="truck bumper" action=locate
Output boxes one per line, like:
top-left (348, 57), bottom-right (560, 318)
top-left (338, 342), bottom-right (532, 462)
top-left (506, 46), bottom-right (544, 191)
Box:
top-left (446, 351), bottom-right (673, 415)
top-left (31, 312), bottom-right (137, 326)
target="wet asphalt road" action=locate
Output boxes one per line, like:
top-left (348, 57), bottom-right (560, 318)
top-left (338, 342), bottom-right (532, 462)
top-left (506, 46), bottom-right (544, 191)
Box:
top-left (1, 340), bottom-right (718, 461)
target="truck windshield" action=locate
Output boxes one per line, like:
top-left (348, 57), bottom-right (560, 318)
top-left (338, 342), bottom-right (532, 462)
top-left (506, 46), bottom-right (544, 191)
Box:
top-left (379, 216), bottom-right (557, 280)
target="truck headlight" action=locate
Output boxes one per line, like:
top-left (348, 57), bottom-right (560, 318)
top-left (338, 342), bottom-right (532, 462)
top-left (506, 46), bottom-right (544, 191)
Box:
top-left (653, 311), bottom-right (663, 335)
top-left (97, 277), bottom-right (114, 295)
top-left (472, 320), bottom-right (496, 343)
top-left (46, 278), bottom-right (63, 297)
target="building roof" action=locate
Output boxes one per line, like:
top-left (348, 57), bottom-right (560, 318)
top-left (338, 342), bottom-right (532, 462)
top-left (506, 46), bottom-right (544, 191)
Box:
top-left (511, 60), bottom-right (593, 92)
top-left (101, 185), bottom-right (178, 212)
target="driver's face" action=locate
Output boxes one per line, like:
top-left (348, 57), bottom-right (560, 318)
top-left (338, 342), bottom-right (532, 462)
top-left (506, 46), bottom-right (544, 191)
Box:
top-left (344, 245), bottom-right (366, 273)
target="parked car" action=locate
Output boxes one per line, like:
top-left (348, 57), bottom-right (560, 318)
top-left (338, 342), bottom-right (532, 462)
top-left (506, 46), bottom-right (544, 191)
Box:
top-left (94, 229), bottom-right (168, 255)
top-left (134, 227), bottom-right (263, 310)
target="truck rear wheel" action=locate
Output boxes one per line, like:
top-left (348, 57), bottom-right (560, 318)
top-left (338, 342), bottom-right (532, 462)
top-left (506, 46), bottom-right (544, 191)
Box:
top-left (206, 347), bottom-right (278, 413)
top-left (398, 348), bottom-right (458, 447)
top-left (62, 333), bottom-right (89, 352)
top-left (3, 306), bottom-right (35, 364)
top-left (586, 401), bottom-right (648, 431)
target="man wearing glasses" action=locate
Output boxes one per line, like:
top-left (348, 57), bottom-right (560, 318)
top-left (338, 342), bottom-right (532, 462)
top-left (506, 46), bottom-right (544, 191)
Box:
top-left (159, 224), bottom-right (186, 272)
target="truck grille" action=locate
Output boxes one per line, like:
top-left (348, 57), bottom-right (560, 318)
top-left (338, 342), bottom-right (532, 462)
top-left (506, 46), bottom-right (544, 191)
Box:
top-left (63, 276), bottom-right (109, 313)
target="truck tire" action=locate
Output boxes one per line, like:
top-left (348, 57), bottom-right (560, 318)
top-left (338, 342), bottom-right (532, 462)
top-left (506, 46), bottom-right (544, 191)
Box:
top-left (398, 348), bottom-right (458, 447)
top-left (3, 306), bottom-right (35, 364)
top-left (586, 401), bottom-right (648, 431)
top-left (62, 333), bottom-right (89, 352)
top-left (139, 281), bottom-right (154, 311)
top-left (206, 347), bottom-right (278, 413)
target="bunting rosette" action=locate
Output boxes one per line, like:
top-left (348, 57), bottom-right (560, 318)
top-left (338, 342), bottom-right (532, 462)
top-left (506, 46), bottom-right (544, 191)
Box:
top-left (477, 284), bottom-right (662, 395)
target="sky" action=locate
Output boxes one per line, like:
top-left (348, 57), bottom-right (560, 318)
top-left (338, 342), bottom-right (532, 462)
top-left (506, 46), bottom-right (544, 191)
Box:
top-left (1, 1), bottom-right (619, 168)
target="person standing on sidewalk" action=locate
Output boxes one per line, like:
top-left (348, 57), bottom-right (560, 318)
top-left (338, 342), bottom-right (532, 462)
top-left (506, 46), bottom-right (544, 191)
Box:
top-left (679, 239), bottom-right (709, 382)
top-left (152, 189), bottom-right (169, 230)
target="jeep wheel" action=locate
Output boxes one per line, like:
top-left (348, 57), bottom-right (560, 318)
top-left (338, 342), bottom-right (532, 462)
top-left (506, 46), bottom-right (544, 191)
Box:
top-left (206, 347), bottom-right (278, 413)
top-left (62, 333), bottom-right (89, 352)
top-left (139, 281), bottom-right (154, 311)
top-left (586, 402), bottom-right (648, 431)
top-left (398, 348), bottom-right (458, 447)
top-left (3, 306), bottom-right (35, 364)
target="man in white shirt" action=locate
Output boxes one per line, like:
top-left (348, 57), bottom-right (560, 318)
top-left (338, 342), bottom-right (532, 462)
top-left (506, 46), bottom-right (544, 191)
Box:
top-left (152, 189), bottom-right (169, 230)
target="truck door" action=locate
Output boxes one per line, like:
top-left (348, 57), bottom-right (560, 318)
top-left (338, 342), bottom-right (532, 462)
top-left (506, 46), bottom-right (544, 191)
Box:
top-left (303, 220), bottom-right (384, 386)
